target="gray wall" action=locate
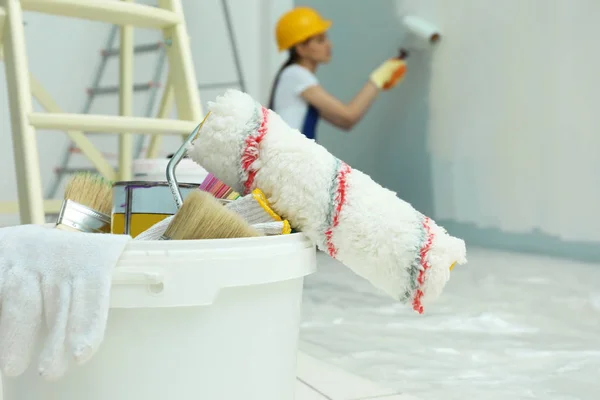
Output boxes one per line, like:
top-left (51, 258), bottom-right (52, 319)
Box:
top-left (297, 1), bottom-right (435, 217)
top-left (295, 0), bottom-right (600, 263)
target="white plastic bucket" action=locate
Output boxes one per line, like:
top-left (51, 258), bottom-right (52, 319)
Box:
top-left (133, 158), bottom-right (209, 184)
top-left (2, 233), bottom-right (316, 400)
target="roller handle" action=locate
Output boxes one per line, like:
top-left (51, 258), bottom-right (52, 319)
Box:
top-left (165, 112), bottom-right (212, 209)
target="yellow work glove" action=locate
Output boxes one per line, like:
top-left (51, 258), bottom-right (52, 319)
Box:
top-left (369, 58), bottom-right (407, 91)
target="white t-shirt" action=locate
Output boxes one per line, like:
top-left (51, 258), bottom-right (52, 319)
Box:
top-left (272, 64), bottom-right (320, 140)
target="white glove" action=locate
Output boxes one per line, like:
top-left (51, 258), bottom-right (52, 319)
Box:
top-left (0, 224), bottom-right (130, 380)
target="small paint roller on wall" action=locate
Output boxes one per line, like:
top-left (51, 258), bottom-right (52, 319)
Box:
top-left (398, 15), bottom-right (442, 59)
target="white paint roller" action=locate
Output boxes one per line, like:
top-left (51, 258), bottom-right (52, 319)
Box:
top-left (187, 90), bottom-right (467, 315)
top-left (402, 15), bottom-right (441, 50)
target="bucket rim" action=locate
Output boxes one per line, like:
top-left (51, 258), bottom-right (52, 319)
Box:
top-left (125, 231), bottom-right (312, 252)
top-left (111, 232), bottom-right (316, 308)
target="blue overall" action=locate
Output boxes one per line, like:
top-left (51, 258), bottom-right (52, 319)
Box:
top-left (301, 104), bottom-right (320, 141)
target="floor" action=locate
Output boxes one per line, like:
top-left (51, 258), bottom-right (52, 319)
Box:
top-left (0, 350), bottom-right (411, 400)
top-left (1, 243), bottom-right (598, 399)
top-left (298, 248), bottom-right (600, 400)
top-left (296, 351), bottom-right (415, 399)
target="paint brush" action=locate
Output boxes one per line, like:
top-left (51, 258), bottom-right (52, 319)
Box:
top-left (134, 189), bottom-right (291, 240)
top-left (160, 190), bottom-right (261, 240)
top-left (56, 172), bottom-right (112, 233)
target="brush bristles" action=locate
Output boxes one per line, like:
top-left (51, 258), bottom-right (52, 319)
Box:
top-left (64, 172), bottom-right (113, 216)
top-left (163, 190), bottom-right (261, 240)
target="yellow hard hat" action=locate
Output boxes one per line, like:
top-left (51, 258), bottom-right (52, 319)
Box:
top-left (275, 7), bottom-right (332, 52)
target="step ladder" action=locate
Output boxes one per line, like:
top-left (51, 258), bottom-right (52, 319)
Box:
top-left (1, 0), bottom-right (203, 225)
top-left (45, 24), bottom-right (169, 200)
top-left (45, 0), bottom-right (246, 201)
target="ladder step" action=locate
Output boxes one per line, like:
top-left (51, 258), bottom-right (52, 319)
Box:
top-left (87, 82), bottom-right (159, 96)
top-left (102, 42), bottom-right (163, 57)
top-left (29, 113), bottom-right (198, 135)
top-left (21, 0), bottom-right (181, 29)
top-left (198, 81), bottom-right (241, 90)
top-left (54, 167), bottom-right (99, 174)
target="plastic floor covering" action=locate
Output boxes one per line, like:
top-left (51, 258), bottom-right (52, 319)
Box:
top-left (299, 248), bottom-right (600, 400)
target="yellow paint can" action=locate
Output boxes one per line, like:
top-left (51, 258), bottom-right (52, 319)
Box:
top-left (111, 181), bottom-right (199, 238)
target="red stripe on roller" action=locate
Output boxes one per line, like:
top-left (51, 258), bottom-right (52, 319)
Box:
top-left (412, 217), bottom-right (434, 314)
top-left (241, 106), bottom-right (269, 194)
top-left (325, 162), bottom-right (351, 258)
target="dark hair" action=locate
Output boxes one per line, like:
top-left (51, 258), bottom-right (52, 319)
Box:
top-left (268, 47), bottom-right (300, 110)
